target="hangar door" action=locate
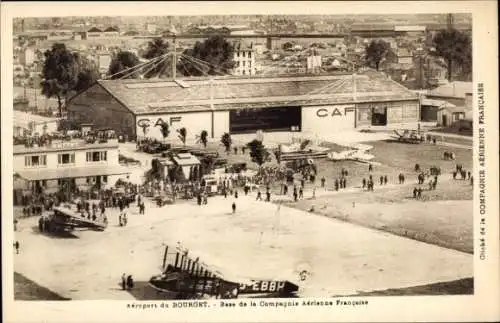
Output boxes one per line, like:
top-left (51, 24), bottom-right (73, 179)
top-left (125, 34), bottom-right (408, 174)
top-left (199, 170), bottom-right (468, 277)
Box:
top-left (229, 106), bottom-right (301, 134)
top-left (302, 105), bottom-right (355, 136)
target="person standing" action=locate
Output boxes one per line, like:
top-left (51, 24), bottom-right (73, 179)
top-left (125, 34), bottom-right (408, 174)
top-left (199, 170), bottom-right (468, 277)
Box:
top-left (266, 191), bottom-right (271, 202)
top-left (368, 164), bottom-right (373, 172)
top-left (14, 241), bottom-right (20, 254)
top-left (121, 273), bottom-right (127, 290)
top-left (384, 175), bottom-right (388, 185)
top-left (362, 178), bottom-right (366, 189)
top-left (342, 177), bottom-right (347, 189)
top-left (334, 179), bottom-right (339, 191)
top-left (299, 187), bottom-right (303, 199)
top-left (232, 202), bottom-right (236, 214)
top-left (256, 190), bottom-right (262, 201)
top-left (321, 177), bottom-right (326, 188)
top-left (126, 275), bottom-right (134, 290)
top-left (123, 213), bottom-right (128, 226)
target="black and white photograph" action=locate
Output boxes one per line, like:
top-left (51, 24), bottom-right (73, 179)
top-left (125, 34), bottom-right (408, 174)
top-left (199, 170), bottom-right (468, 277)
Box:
top-left (1, 2), bottom-right (498, 323)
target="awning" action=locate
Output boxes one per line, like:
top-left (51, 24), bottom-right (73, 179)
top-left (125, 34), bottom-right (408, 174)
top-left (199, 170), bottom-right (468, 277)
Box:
top-left (16, 165), bottom-right (131, 181)
top-left (172, 154), bottom-right (201, 166)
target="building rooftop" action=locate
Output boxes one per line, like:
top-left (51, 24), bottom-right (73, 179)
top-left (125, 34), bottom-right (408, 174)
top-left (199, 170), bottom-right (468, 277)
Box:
top-left (15, 165), bottom-right (130, 181)
top-left (14, 111), bottom-right (60, 128)
top-left (351, 23), bottom-right (395, 32)
top-left (84, 73), bottom-right (418, 115)
top-left (14, 139), bottom-right (119, 155)
top-left (421, 98), bottom-right (456, 108)
top-left (428, 81), bottom-right (473, 98)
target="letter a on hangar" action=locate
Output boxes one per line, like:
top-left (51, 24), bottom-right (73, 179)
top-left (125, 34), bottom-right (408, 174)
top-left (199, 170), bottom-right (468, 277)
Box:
top-left (316, 107), bottom-right (344, 117)
top-left (155, 118), bottom-right (167, 127)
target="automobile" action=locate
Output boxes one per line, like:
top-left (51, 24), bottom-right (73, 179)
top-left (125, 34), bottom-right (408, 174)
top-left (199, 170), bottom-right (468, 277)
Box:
top-left (154, 195), bottom-right (173, 207)
top-left (213, 158), bottom-right (228, 168)
top-left (201, 176), bottom-right (219, 195)
top-left (227, 162), bottom-right (247, 173)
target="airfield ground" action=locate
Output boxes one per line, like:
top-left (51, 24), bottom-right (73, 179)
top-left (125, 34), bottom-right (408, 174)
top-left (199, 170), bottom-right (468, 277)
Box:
top-left (13, 132), bottom-right (474, 300)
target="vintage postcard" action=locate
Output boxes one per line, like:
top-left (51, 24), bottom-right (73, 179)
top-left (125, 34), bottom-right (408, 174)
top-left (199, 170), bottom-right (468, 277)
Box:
top-left (1, 1), bottom-right (498, 322)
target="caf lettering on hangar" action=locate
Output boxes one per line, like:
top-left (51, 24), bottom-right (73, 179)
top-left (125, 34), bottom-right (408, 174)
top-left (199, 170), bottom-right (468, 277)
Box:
top-left (316, 108), bottom-right (346, 117)
top-left (137, 117), bottom-right (183, 128)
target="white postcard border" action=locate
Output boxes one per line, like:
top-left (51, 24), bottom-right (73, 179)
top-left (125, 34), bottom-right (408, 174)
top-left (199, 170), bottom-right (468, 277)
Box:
top-left (1, 1), bottom-right (498, 322)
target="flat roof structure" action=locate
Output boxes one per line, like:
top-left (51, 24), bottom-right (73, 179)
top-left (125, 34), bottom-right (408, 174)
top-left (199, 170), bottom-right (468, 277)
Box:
top-left (14, 111), bottom-right (60, 128)
top-left (15, 165), bottom-right (130, 181)
top-left (428, 81), bottom-right (473, 99)
top-left (13, 140), bottom-right (119, 155)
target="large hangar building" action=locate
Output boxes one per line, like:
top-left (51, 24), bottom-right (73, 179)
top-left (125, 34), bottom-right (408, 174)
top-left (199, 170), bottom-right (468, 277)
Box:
top-left (67, 73), bottom-right (420, 142)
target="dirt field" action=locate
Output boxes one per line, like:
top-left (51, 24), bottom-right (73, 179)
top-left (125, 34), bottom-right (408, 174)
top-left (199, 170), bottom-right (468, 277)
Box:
top-left (14, 134), bottom-right (473, 299)
top-left (14, 191), bottom-right (472, 300)
top-left (14, 272), bottom-right (69, 301)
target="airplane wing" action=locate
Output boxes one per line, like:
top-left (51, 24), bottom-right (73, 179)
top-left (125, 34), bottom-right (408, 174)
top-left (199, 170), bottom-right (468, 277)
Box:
top-left (393, 129), bottom-right (405, 137)
top-left (52, 207), bottom-right (106, 230)
top-left (352, 151), bottom-right (375, 161)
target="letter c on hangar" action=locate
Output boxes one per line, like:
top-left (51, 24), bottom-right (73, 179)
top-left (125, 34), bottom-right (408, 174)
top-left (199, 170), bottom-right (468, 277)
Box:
top-left (316, 108), bottom-right (328, 117)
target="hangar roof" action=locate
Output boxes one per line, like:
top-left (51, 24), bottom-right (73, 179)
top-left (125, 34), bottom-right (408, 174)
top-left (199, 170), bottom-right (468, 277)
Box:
top-left (90, 73), bottom-right (418, 115)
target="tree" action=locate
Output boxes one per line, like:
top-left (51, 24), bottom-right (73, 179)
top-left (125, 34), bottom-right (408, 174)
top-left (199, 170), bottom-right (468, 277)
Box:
top-left (200, 154), bottom-right (216, 177)
top-left (365, 40), bottom-right (391, 71)
top-left (221, 132), bottom-right (232, 153)
top-left (197, 130), bottom-right (208, 148)
top-left (108, 51), bottom-right (140, 79)
top-left (156, 121), bottom-right (170, 141)
top-left (432, 28), bottom-right (472, 82)
top-left (177, 127), bottom-right (187, 145)
top-left (247, 139), bottom-right (270, 168)
top-left (74, 56), bottom-right (100, 92)
top-left (179, 35), bottom-right (235, 76)
top-left (143, 38), bottom-right (171, 78)
top-left (41, 43), bottom-right (80, 116)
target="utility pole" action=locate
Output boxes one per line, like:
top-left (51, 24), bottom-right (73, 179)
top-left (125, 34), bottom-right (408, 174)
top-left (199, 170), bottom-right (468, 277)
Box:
top-left (420, 55), bottom-right (424, 89)
top-left (34, 88), bottom-right (38, 113)
top-left (447, 13), bottom-right (454, 30)
top-left (172, 34), bottom-right (177, 80)
top-left (352, 62), bottom-right (357, 102)
top-left (210, 77), bottom-right (215, 139)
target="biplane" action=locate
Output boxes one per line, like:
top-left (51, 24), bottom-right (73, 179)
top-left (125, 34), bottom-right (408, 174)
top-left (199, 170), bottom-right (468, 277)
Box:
top-left (40, 206), bottom-right (107, 233)
top-left (327, 143), bottom-right (376, 164)
top-left (149, 245), bottom-right (299, 299)
top-left (391, 129), bottom-right (425, 144)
